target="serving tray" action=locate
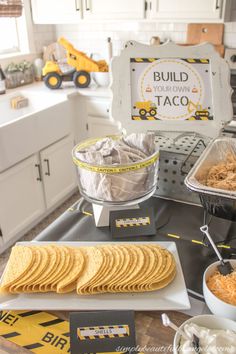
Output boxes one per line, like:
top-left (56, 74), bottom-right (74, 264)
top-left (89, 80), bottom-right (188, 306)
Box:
top-left (0, 241), bottom-right (190, 311)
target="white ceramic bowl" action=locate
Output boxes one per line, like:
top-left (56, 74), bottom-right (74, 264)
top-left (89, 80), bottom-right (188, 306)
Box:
top-left (203, 259), bottom-right (236, 320)
top-left (173, 314), bottom-right (236, 354)
top-left (92, 72), bottom-right (110, 87)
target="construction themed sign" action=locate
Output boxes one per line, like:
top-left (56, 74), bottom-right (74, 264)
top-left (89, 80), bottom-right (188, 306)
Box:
top-left (70, 310), bottom-right (136, 354)
top-left (110, 208), bottom-right (156, 239)
top-left (130, 58), bottom-right (213, 121)
top-left (0, 310), bottom-right (70, 353)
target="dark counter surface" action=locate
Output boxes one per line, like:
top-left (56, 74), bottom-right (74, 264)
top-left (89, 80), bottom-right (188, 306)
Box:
top-left (35, 196), bottom-right (235, 295)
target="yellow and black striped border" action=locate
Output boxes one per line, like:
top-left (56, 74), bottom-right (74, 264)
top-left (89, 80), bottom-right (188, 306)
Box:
top-left (77, 325), bottom-right (130, 340)
top-left (116, 217), bottom-right (150, 228)
top-left (130, 58), bottom-right (209, 63)
top-left (132, 115), bottom-right (213, 121)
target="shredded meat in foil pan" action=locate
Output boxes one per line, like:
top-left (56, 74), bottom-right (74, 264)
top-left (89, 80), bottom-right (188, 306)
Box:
top-left (201, 153), bottom-right (236, 191)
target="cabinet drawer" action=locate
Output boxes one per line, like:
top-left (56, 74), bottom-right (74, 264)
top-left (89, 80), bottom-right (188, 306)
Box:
top-left (87, 98), bottom-right (110, 118)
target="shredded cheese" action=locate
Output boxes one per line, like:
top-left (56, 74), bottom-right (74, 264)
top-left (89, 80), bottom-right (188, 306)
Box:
top-left (207, 270), bottom-right (236, 305)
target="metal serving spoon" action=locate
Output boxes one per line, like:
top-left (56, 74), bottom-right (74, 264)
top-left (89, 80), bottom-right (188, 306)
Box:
top-left (200, 225), bottom-right (234, 275)
top-left (161, 313), bottom-right (201, 353)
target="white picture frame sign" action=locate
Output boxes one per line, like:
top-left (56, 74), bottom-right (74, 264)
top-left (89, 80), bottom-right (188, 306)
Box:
top-left (110, 41), bottom-right (233, 138)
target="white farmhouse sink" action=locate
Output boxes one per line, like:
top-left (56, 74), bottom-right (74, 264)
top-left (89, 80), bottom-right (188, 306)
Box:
top-left (0, 90), bottom-right (65, 125)
top-left (0, 89), bottom-right (72, 172)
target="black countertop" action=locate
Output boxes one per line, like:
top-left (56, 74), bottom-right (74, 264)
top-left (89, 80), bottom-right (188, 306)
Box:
top-left (35, 196), bottom-right (236, 296)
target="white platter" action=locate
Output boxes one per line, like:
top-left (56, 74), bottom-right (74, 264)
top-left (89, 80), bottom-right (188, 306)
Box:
top-left (0, 241), bottom-right (190, 311)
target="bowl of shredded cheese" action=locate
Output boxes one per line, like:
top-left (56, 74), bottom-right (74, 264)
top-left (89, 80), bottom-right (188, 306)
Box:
top-left (203, 259), bottom-right (236, 320)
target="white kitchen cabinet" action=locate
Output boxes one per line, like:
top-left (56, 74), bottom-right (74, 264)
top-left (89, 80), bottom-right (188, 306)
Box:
top-left (40, 136), bottom-right (77, 209)
top-left (87, 98), bottom-right (110, 118)
top-left (31, 0), bottom-right (231, 24)
top-left (85, 96), bottom-right (119, 137)
top-left (149, 0), bottom-right (232, 21)
top-left (88, 116), bottom-right (119, 137)
top-left (31, 0), bottom-right (82, 24)
top-left (83, 0), bottom-right (145, 19)
top-left (0, 135), bottom-right (76, 251)
top-left (31, 0), bottom-right (145, 23)
top-left (0, 155), bottom-right (45, 245)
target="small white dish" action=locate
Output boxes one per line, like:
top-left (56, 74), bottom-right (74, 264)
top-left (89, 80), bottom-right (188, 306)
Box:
top-left (203, 259), bottom-right (236, 320)
top-left (92, 72), bottom-right (110, 87)
top-left (173, 314), bottom-right (236, 354)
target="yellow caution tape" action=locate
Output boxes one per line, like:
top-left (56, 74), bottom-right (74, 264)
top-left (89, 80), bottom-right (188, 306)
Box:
top-left (167, 233), bottom-right (180, 239)
top-left (82, 211), bottom-right (93, 216)
top-left (166, 234), bottom-right (233, 250)
top-left (73, 153), bottom-right (159, 174)
top-left (191, 239), bottom-right (205, 245)
top-left (217, 244), bottom-right (231, 249)
top-left (73, 136), bottom-right (159, 174)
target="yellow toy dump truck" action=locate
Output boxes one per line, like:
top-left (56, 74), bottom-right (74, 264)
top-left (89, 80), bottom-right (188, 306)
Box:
top-left (42, 37), bottom-right (108, 89)
top-left (134, 101), bottom-right (157, 117)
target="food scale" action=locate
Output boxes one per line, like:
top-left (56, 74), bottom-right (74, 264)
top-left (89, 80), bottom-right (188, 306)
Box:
top-left (73, 40), bottom-right (233, 230)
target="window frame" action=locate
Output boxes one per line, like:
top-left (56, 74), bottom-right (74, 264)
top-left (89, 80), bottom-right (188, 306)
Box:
top-left (0, 17), bottom-right (20, 55)
top-left (0, 0), bottom-right (35, 58)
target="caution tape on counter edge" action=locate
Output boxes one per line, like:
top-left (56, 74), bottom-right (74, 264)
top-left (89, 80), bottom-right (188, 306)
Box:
top-left (72, 136), bottom-right (159, 174)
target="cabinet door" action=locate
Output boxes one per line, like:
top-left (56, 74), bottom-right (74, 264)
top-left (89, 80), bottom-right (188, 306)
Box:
top-left (87, 98), bottom-right (110, 118)
top-left (0, 155), bottom-right (45, 245)
top-left (83, 0), bottom-right (145, 19)
top-left (31, 0), bottom-right (82, 24)
top-left (88, 116), bottom-right (120, 138)
top-left (40, 136), bottom-right (77, 209)
top-left (150, 0), bottom-right (224, 20)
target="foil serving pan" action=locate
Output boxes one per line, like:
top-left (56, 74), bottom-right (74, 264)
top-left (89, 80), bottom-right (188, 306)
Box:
top-left (185, 137), bottom-right (236, 221)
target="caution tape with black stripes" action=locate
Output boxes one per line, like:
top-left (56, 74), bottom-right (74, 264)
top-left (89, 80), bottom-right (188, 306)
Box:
top-left (0, 310), bottom-right (70, 353)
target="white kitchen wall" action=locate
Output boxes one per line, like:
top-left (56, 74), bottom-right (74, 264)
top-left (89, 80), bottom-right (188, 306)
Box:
top-left (53, 4), bottom-right (236, 61)
top-left (33, 24), bottom-right (56, 53)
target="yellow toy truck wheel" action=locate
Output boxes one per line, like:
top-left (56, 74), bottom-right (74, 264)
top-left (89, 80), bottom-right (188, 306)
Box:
top-left (44, 72), bottom-right (62, 89)
top-left (149, 109), bottom-right (157, 116)
top-left (73, 71), bottom-right (91, 88)
top-left (139, 108), bottom-right (147, 116)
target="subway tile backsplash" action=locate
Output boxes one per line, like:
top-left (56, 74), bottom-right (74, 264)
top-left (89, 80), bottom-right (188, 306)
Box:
top-left (33, 16), bottom-right (236, 60)
top-left (52, 21), bottom-right (236, 60)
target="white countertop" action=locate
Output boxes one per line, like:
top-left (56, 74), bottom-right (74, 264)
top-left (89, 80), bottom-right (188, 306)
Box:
top-left (3, 81), bottom-right (112, 100)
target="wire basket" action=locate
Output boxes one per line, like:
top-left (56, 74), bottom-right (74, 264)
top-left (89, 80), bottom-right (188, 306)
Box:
top-left (153, 132), bottom-right (211, 205)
